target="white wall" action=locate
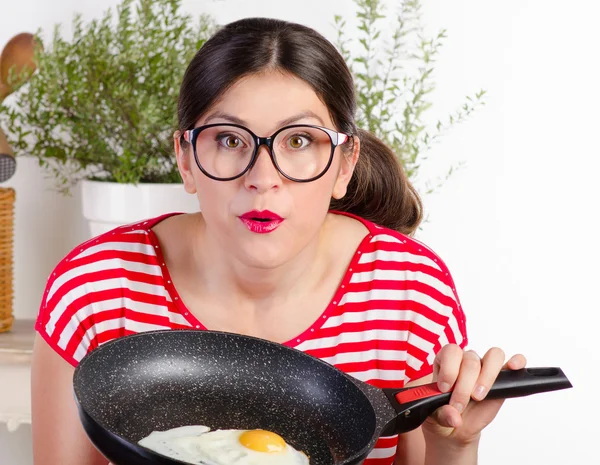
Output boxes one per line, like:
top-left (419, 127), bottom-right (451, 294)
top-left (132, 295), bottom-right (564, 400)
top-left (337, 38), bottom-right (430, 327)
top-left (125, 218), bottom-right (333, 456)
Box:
top-left (1, 0), bottom-right (598, 464)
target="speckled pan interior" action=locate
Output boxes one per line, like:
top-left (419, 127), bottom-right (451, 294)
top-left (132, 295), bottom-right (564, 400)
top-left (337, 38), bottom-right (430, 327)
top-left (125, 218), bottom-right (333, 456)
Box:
top-left (73, 330), bottom-right (396, 465)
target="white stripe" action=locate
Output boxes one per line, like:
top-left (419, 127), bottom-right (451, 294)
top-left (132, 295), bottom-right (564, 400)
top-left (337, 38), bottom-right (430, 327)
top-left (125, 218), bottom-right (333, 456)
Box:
top-left (45, 278), bottom-right (172, 336)
top-left (72, 318), bottom-right (171, 362)
top-left (71, 240), bottom-right (155, 261)
top-left (47, 257), bottom-right (162, 301)
top-left (367, 445), bottom-right (398, 459)
top-left (448, 317), bottom-right (464, 346)
top-left (371, 233), bottom-right (404, 244)
top-left (169, 312), bottom-right (191, 326)
top-left (123, 229), bottom-right (150, 235)
top-left (319, 348), bottom-right (407, 365)
top-left (296, 329), bottom-right (409, 351)
top-left (350, 269), bottom-right (454, 299)
top-left (406, 354), bottom-right (425, 372)
top-left (348, 368), bottom-right (405, 382)
top-left (438, 330), bottom-right (449, 352)
top-left (358, 250), bottom-right (442, 271)
top-left (296, 329), bottom-right (435, 357)
top-left (319, 347), bottom-right (424, 373)
top-left (321, 349), bottom-right (423, 373)
top-left (322, 309), bottom-right (445, 335)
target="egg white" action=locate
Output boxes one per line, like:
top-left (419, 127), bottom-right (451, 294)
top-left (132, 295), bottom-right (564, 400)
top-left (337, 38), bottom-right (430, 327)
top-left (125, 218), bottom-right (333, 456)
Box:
top-left (138, 425), bottom-right (309, 465)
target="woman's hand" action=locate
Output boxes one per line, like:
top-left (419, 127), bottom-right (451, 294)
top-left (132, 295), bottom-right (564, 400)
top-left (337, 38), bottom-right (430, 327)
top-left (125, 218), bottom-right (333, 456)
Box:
top-left (422, 344), bottom-right (527, 447)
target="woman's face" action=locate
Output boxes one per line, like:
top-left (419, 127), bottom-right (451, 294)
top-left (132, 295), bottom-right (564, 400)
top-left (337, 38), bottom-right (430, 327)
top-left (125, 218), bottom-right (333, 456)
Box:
top-left (175, 71), bottom-right (358, 269)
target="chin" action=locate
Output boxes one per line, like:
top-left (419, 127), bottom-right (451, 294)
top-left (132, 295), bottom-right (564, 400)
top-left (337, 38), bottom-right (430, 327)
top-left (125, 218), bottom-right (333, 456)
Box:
top-left (237, 241), bottom-right (293, 270)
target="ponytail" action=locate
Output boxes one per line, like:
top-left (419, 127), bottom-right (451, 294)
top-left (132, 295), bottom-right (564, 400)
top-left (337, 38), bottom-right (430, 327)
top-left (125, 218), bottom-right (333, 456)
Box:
top-left (330, 128), bottom-right (423, 236)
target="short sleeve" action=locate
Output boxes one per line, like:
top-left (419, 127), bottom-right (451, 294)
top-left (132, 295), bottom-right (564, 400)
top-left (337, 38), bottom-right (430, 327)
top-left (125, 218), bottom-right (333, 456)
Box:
top-left (402, 241), bottom-right (469, 383)
top-left (35, 251), bottom-right (97, 368)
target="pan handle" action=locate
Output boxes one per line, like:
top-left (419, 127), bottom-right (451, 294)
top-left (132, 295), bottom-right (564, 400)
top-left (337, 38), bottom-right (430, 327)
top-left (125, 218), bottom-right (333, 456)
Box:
top-left (382, 367), bottom-right (572, 435)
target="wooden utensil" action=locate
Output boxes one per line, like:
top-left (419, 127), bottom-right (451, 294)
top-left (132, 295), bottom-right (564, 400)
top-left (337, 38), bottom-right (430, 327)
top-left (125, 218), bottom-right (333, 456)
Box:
top-left (0, 32), bottom-right (38, 97)
top-left (0, 81), bottom-right (9, 102)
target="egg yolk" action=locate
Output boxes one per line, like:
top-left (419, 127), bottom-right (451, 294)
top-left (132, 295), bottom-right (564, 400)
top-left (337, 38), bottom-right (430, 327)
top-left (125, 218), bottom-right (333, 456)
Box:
top-left (239, 429), bottom-right (287, 453)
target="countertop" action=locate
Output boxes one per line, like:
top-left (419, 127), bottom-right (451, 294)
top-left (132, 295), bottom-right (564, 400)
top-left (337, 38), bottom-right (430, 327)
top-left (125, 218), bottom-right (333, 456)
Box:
top-left (0, 319), bottom-right (35, 432)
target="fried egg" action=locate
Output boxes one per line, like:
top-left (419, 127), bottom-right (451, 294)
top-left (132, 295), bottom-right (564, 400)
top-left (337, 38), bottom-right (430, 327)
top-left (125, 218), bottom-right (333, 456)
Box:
top-left (138, 425), bottom-right (309, 465)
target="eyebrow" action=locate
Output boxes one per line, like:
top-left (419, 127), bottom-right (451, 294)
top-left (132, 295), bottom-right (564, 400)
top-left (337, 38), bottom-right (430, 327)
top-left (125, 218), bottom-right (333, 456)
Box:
top-left (202, 110), bottom-right (325, 129)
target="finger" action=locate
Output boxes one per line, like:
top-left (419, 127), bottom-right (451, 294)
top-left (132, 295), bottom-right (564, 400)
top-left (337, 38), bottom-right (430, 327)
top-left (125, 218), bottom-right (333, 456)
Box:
top-left (504, 353), bottom-right (527, 370)
top-left (472, 347), bottom-right (506, 401)
top-left (428, 404), bottom-right (463, 429)
top-left (434, 344), bottom-right (464, 393)
top-left (449, 350), bottom-right (481, 414)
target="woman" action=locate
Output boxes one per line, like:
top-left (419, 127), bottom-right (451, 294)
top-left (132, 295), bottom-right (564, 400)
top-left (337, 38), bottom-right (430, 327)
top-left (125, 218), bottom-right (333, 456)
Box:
top-left (31, 17), bottom-right (525, 465)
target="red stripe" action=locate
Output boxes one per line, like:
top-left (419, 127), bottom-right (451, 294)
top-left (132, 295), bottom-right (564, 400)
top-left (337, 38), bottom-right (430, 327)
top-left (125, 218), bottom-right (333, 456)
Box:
top-left (304, 339), bottom-right (429, 363)
top-left (334, 358), bottom-right (407, 374)
top-left (46, 268), bottom-right (166, 310)
top-left (351, 261), bottom-right (454, 289)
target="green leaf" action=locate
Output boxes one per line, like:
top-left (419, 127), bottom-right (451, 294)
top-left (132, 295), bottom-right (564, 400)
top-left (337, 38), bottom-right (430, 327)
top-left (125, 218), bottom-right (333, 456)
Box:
top-left (0, 0), bottom-right (216, 194)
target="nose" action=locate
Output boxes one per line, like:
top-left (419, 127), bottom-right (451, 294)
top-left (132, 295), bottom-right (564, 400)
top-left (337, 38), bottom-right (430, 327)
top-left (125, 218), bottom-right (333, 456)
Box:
top-left (243, 144), bottom-right (281, 193)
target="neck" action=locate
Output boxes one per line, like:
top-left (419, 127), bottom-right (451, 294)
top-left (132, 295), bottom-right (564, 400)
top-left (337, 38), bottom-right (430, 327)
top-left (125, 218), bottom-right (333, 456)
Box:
top-left (194, 217), bottom-right (330, 312)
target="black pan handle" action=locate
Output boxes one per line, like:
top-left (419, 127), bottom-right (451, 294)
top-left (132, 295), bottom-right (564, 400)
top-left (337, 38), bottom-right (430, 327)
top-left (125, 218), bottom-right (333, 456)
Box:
top-left (383, 367), bottom-right (572, 435)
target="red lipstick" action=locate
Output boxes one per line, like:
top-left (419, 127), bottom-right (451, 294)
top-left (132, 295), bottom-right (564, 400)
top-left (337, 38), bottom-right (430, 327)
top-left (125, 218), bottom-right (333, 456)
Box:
top-left (239, 210), bottom-right (284, 234)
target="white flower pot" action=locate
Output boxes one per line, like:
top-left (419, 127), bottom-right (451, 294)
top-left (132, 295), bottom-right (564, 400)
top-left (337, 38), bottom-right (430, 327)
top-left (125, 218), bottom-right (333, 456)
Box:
top-left (81, 180), bottom-right (199, 238)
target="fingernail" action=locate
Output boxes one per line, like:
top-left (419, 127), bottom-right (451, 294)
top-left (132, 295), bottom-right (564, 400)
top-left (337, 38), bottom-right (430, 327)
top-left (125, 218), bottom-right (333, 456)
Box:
top-left (474, 385), bottom-right (486, 399)
top-left (439, 382), bottom-right (451, 393)
top-left (453, 402), bottom-right (464, 413)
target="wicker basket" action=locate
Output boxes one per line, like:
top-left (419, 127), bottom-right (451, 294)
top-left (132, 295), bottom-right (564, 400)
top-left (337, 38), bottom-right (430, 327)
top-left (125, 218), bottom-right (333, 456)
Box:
top-left (0, 187), bottom-right (15, 333)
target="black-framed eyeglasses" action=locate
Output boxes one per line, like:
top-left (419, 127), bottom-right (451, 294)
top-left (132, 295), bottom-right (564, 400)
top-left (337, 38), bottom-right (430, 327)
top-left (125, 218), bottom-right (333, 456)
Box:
top-left (182, 123), bottom-right (351, 182)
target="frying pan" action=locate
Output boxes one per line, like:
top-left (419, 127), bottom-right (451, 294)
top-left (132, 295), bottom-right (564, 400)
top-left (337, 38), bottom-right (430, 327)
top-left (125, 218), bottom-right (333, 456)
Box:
top-left (73, 330), bottom-right (572, 465)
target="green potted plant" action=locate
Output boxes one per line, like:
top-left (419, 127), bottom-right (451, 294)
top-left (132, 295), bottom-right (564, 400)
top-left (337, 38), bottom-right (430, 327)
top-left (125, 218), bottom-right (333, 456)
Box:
top-left (0, 0), bottom-right (216, 236)
top-left (335, 0), bottom-right (485, 197)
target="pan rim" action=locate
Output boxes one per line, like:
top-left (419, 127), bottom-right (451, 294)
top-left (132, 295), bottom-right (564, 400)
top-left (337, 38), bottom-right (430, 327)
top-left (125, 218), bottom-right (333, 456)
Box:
top-left (73, 328), bottom-right (379, 465)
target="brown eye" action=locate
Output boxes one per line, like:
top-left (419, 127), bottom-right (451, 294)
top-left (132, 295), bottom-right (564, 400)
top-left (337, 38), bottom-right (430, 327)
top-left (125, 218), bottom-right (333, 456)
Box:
top-left (289, 136), bottom-right (305, 149)
top-left (226, 136), bottom-right (240, 148)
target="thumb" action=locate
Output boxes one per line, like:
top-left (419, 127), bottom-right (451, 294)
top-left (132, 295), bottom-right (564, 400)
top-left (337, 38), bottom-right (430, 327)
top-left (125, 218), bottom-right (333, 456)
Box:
top-left (426, 404), bottom-right (463, 430)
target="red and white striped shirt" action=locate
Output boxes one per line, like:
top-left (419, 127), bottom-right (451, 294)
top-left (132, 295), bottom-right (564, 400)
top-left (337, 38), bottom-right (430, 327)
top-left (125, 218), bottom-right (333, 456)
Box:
top-left (36, 211), bottom-right (468, 465)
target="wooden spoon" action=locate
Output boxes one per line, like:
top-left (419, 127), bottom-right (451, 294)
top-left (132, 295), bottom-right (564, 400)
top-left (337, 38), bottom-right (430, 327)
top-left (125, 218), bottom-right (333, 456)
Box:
top-left (0, 79), bottom-right (9, 102)
top-left (0, 32), bottom-right (38, 96)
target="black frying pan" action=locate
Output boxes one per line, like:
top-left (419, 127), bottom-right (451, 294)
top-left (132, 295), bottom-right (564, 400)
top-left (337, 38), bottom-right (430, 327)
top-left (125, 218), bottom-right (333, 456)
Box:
top-left (73, 330), bottom-right (572, 465)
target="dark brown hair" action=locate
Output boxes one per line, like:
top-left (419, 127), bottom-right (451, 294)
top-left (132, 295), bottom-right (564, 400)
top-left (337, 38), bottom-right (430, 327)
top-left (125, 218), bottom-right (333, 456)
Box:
top-left (178, 17), bottom-right (422, 235)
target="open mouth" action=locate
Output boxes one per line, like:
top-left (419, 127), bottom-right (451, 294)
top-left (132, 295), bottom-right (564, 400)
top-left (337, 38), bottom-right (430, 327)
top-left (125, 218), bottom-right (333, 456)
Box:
top-left (239, 210), bottom-right (284, 234)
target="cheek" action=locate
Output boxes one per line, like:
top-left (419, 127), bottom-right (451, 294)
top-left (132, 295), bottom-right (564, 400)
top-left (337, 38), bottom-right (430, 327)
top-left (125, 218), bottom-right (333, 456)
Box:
top-left (194, 176), bottom-right (236, 220)
top-left (288, 173), bottom-right (337, 217)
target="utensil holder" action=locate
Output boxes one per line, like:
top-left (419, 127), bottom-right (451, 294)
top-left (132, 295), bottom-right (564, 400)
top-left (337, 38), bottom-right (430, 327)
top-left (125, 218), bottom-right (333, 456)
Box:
top-left (0, 187), bottom-right (15, 333)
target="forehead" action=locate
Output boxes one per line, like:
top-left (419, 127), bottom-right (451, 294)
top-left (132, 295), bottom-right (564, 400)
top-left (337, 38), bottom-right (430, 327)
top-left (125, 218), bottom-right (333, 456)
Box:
top-left (197, 71), bottom-right (334, 133)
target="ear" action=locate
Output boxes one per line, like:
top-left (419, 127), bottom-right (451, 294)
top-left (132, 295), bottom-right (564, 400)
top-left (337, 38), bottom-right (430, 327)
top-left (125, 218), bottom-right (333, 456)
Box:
top-left (332, 136), bottom-right (359, 200)
top-left (174, 130), bottom-right (197, 194)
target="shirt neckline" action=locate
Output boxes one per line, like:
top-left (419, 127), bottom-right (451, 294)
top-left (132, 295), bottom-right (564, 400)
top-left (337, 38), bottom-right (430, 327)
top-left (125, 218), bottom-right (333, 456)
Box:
top-left (144, 210), bottom-right (377, 347)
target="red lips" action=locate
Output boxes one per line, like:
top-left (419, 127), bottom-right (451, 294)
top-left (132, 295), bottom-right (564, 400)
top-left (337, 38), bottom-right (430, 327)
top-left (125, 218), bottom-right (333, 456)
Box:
top-left (240, 210), bottom-right (283, 221)
top-left (239, 210), bottom-right (284, 234)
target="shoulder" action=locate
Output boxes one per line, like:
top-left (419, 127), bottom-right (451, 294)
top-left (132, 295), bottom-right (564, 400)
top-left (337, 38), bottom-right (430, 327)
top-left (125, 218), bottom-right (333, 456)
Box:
top-left (35, 215), bottom-right (174, 363)
top-left (48, 215), bottom-right (166, 285)
top-left (351, 216), bottom-right (451, 274)
top-left (350, 216), bottom-right (468, 344)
